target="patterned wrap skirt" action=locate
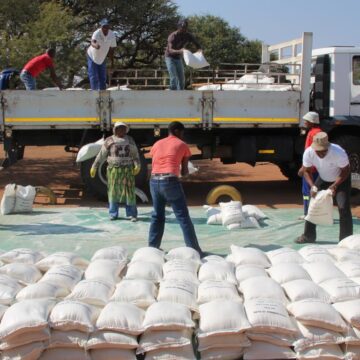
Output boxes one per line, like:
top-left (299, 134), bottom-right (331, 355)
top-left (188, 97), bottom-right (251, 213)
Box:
top-left (107, 165), bottom-right (136, 205)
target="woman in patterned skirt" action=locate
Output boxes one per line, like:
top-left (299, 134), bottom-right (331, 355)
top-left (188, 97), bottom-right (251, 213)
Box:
top-left (90, 122), bottom-right (141, 221)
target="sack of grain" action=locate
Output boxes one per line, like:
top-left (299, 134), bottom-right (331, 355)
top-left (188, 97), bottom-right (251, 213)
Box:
top-left (338, 234), bottom-right (360, 250)
top-left (162, 259), bottom-right (199, 284)
top-left (267, 263), bottom-right (311, 284)
top-left (48, 329), bottom-right (88, 349)
top-left (39, 264), bottom-right (83, 291)
top-left (40, 347), bottom-right (91, 360)
top-left (298, 245), bottom-right (334, 263)
top-left (125, 261), bottom-right (163, 283)
top-left (91, 245), bottom-right (128, 261)
top-left (0, 262), bottom-right (42, 285)
top-left (305, 189), bottom-right (333, 225)
top-left (166, 247), bottom-right (201, 264)
top-left (302, 261), bottom-right (345, 284)
top-left (2, 342), bottom-right (45, 360)
top-left (86, 330), bottom-right (137, 350)
top-left (36, 252), bottom-right (89, 271)
top-left (0, 274), bottom-right (23, 305)
top-left (13, 185), bottom-right (36, 213)
top-left (0, 327), bottom-right (50, 350)
top-left (0, 184), bottom-right (16, 215)
top-left (220, 201), bottom-right (244, 226)
top-left (198, 260), bottom-right (236, 284)
top-left (243, 341), bottom-right (296, 360)
top-left (16, 282), bottom-right (68, 301)
top-left (296, 344), bottom-right (344, 360)
top-left (230, 245), bottom-right (270, 268)
top-left (85, 259), bottom-right (127, 284)
top-left (183, 50), bottom-right (209, 69)
top-left (197, 280), bottom-right (242, 304)
top-left (267, 247), bottom-right (305, 265)
top-left (0, 248), bottom-right (44, 264)
top-left (131, 247), bottom-right (165, 266)
top-left (235, 265), bottom-right (268, 283)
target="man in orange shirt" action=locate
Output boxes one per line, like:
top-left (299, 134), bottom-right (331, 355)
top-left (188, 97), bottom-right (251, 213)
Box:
top-left (148, 121), bottom-right (203, 254)
top-left (298, 112), bottom-right (322, 218)
top-left (20, 49), bottom-right (63, 90)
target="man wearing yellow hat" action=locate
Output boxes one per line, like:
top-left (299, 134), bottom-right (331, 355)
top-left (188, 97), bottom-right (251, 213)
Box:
top-left (91, 122), bottom-right (141, 221)
top-left (296, 132), bottom-right (353, 243)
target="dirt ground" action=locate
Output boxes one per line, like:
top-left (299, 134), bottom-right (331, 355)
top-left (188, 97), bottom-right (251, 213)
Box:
top-left (0, 146), bottom-right (359, 217)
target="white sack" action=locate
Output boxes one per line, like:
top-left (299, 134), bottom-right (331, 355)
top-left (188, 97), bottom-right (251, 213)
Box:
top-left (0, 303), bottom-right (8, 319)
top-left (267, 247), bottom-right (305, 265)
top-left (0, 299), bottom-right (54, 339)
top-left (2, 342), bottom-right (45, 360)
top-left (0, 248), bottom-right (44, 264)
top-left (144, 345), bottom-right (196, 360)
top-left (235, 265), bottom-right (268, 283)
top-left (197, 280), bottom-right (241, 304)
top-left (96, 302), bottom-right (145, 335)
top-left (157, 279), bottom-right (198, 312)
top-left (198, 260), bottom-right (236, 284)
top-left (91, 245), bottom-right (128, 261)
top-left (49, 300), bottom-right (99, 332)
top-left (197, 333), bottom-right (250, 352)
top-left (220, 201), bottom-right (244, 226)
top-left (0, 327), bottom-right (50, 350)
top-left (267, 263), bottom-right (311, 284)
top-left (240, 216), bottom-right (260, 229)
top-left (0, 274), bottom-right (23, 305)
top-left (110, 279), bottom-right (157, 308)
top-left (198, 300), bottom-right (250, 336)
top-left (246, 330), bottom-right (296, 347)
top-left (137, 329), bottom-right (192, 354)
top-left (298, 245), bottom-right (334, 263)
top-left (16, 281), bottom-right (68, 300)
top-left (333, 299), bottom-right (360, 327)
top-left (281, 279), bottom-right (331, 303)
top-left (302, 261), bottom-right (345, 284)
top-left (336, 261), bottom-right (360, 277)
top-left (320, 277), bottom-right (360, 302)
top-left (84, 259), bottom-right (126, 284)
top-left (201, 347), bottom-right (245, 360)
top-left (125, 261), bottom-right (163, 282)
top-left (131, 247), bottom-right (165, 265)
top-left (338, 234), bottom-right (360, 250)
top-left (296, 344), bottom-right (344, 360)
top-left (0, 262), bottom-right (42, 285)
top-left (90, 348), bottom-right (136, 360)
top-left (39, 264), bottom-right (83, 291)
top-left (203, 205), bottom-right (221, 217)
top-left (328, 247), bottom-right (360, 262)
top-left (165, 247), bottom-right (201, 264)
top-left (230, 245), bottom-right (270, 267)
top-left (243, 342), bottom-right (296, 360)
top-left (66, 279), bottom-right (114, 306)
top-left (207, 213), bottom-right (222, 225)
top-left (244, 298), bottom-right (297, 334)
top-left (242, 204), bottom-right (267, 220)
top-left (0, 184), bottom-right (16, 215)
top-left (142, 301), bottom-right (195, 331)
top-left (87, 330), bottom-right (138, 350)
top-left (287, 299), bottom-right (348, 332)
top-left (305, 189), bottom-right (333, 225)
top-left (162, 259), bottom-right (199, 284)
top-left (76, 138), bottom-right (104, 163)
top-left (240, 276), bottom-right (287, 304)
top-left (40, 348), bottom-right (91, 360)
top-left (36, 252), bottom-right (89, 271)
top-left (13, 185), bottom-right (36, 213)
top-left (48, 329), bottom-right (88, 349)
top-left (183, 49), bottom-right (209, 69)
top-left (343, 345), bottom-right (360, 360)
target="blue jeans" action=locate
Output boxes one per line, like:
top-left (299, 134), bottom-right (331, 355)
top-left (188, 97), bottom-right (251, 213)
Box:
top-left (165, 57), bottom-right (185, 90)
top-left (20, 70), bottom-right (36, 90)
top-left (109, 202), bottom-right (137, 219)
top-left (148, 177), bottom-right (202, 252)
top-left (87, 55), bottom-right (107, 90)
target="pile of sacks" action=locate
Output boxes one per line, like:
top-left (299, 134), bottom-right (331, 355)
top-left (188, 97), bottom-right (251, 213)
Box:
top-left (0, 184), bottom-right (36, 215)
top-left (204, 201), bottom-right (267, 230)
top-left (0, 236), bottom-right (360, 359)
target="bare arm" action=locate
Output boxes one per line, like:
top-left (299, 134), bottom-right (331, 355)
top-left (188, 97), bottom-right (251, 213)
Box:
top-left (329, 164), bottom-right (351, 194)
top-left (49, 67), bottom-right (63, 89)
top-left (92, 144), bottom-right (109, 170)
top-left (181, 157), bottom-right (190, 177)
top-left (167, 33), bottom-right (183, 56)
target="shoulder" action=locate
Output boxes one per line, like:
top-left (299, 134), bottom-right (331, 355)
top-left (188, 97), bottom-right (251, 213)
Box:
top-left (303, 146), bottom-right (314, 158)
top-left (168, 31), bottom-right (176, 40)
top-left (108, 30), bottom-right (116, 38)
top-left (92, 29), bottom-right (102, 38)
top-left (330, 143), bottom-right (347, 156)
top-left (104, 136), bottom-right (115, 147)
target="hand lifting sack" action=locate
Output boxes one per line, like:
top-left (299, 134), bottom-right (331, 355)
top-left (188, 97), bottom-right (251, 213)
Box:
top-left (183, 49), bottom-right (209, 69)
top-left (76, 138), bottom-right (104, 163)
top-left (0, 184), bottom-right (16, 215)
top-left (305, 189), bottom-right (333, 225)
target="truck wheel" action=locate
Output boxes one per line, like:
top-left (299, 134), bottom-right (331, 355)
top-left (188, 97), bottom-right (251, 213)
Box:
top-left (332, 135), bottom-right (360, 190)
top-left (278, 161), bottom-right (301, 181)
top-left (80, 152), bottom-right (149, 201)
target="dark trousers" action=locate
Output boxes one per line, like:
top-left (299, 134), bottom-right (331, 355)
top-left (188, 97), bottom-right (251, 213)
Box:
top-left (304, 175), bottom-right (353, 242)
top-left (148, 177), bottom-right (202, 252)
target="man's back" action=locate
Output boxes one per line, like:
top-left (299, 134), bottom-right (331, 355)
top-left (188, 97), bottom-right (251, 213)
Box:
top-left (23, 54), bottom-right (53, 77)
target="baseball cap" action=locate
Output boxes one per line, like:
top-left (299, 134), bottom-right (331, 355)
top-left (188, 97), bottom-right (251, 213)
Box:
top-left (177, 18), bottom-right (188, 29)
top-left (114, 121), bottom-right (129, 133)
top-left (303, 111), bottom-right (320, 124)
top-left (312, 132), bottom-right (330, 151)
top-left (100, 18), bottom-right (110, 27)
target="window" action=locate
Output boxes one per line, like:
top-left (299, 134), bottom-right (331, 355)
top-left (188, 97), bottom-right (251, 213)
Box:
top-left (352, 56), bottom-right (360, 85)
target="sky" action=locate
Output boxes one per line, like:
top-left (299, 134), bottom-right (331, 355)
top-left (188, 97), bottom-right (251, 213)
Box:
top-left (174, 0), bottom-right (360, 49)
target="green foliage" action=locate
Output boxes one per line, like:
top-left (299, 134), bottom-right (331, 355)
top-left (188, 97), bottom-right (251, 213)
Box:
top-left (188, 15), bottom-right (261, 66)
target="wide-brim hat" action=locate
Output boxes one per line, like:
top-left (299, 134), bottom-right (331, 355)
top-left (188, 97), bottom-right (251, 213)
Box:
top-left (114, 121), bottom-right (129, 133)
top-left (303, 111), bottom-right (320, 124)
top-left (312, 132), bottom-right (330, 151)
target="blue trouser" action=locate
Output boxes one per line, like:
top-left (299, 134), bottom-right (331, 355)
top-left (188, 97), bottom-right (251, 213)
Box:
top-left (303, 175), bottom-right (353, 242)
top-left (302, 172), bottom-right (318, 215)
top-left (87, 55), bottom-right (107, 90)
top-left (109, 202), bottom-right (137, 219)
top-left (148, 177), bottom-right (202, 252)
top-left (165, 56), bottom-right (185, 90)
top-left (20, 70), bottom-right (36, 90)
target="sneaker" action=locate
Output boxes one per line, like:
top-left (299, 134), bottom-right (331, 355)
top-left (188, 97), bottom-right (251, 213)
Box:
top-left (295, 234), bottom-right (315, 244)
top-left (130, 217), bottom-right (137, 222)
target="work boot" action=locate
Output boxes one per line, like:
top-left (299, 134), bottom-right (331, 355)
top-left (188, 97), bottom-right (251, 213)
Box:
top-left (295, 234), bottom-right (315, 244)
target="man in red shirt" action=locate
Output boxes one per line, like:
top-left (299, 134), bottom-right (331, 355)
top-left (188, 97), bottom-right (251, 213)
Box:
top-left (20, 49), bottom-right (62, 90)
top-left (298, 111), bottom-right (322, 218)
top-left (148, 121), bottom-right (203, 255)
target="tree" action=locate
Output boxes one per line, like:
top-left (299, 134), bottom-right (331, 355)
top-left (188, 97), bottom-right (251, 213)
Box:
top-left (187, 15), bottom-right (261, 66)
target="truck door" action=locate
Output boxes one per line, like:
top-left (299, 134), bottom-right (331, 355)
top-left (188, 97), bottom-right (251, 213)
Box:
top-left (350, 54), bottom-right (360, 116)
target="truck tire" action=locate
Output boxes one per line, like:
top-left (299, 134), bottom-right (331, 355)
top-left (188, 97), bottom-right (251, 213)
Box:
top-left (278, 161), bottom-right (301, 181)
top-left (332, 135), bottom-right (360, 190)
top-left (80, 152), bottom-right (148, 201)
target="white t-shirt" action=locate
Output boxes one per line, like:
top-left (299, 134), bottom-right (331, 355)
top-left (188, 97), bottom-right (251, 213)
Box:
top-left (87, 28), bottom-right (117, 65)
top-left (303, 143), bottom-right (349, 182)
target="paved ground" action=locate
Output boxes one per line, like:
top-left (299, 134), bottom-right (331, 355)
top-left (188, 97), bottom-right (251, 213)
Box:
top-left (1, 146), bottom-right (359, 217)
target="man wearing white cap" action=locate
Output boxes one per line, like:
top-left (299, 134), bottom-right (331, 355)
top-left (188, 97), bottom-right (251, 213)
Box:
top-left (91, 122), bottom-right (141, 221)
top-left (296, 132), bottom-right (353, 243)
top-left (298, 112), bottom-right (322, 218)
top-left (87, 18), bottom-right (117, 90)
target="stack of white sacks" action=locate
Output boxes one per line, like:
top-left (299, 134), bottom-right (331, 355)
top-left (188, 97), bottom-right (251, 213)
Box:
top-left (0, 235), bottom-right (360, 359)
top-left (204, 202), bottom-right (267, 230)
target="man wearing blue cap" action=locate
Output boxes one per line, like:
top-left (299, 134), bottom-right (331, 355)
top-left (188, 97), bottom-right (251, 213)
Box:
top-left (87, 19), bottom-right (117, 90)
top-left (165, 19), bottom-right (202, 90)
